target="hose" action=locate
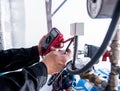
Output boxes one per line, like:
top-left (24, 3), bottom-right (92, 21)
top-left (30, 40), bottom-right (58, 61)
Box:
top-left (66, 0), bottom-right (120, 74)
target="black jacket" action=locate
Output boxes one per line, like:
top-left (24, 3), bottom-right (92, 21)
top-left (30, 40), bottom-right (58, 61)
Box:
top-left (0, 46), bottom-right (48, 91)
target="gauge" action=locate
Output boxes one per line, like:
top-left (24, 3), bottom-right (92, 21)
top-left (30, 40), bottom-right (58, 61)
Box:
top-left (87, 0), bottom-right (102, 18)
top-left (87, 0), bottom-right (118, 18)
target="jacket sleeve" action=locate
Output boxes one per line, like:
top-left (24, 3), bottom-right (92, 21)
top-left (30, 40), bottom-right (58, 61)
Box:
top-left (0, 62), bottom-right (48, 91)
top-left (0, 46), bottom-right (40, 73)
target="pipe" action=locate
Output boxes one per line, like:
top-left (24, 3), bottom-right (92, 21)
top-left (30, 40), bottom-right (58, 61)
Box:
top-left (66, 0), bottom-right (120, 74)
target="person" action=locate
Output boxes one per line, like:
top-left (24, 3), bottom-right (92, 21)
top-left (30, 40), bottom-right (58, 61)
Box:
top-left (0, 35), bottom-right (72, 91)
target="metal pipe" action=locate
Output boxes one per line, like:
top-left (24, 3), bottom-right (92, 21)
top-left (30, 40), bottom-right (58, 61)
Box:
top-left (72, 36), bottom-right (78, 70)
top-left (52, 0), bottom-right (67, 17)
top-left (80, 71), bottom-right (107, 91)
top-left (106, 26), bottom-right (120, 91)
top-left (45, 0), bottom-right (52, 32)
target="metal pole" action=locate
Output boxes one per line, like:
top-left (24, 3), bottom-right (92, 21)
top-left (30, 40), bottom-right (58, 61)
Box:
top-left (107, 26), bottom-right (120, 91)
top-left (52, 0), bottom-right (67, 17)
top-left (45, 0), bottom-right (52, 32)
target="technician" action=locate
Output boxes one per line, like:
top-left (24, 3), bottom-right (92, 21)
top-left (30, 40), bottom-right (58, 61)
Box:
top-left (0, 35), bottom-right (72, 91)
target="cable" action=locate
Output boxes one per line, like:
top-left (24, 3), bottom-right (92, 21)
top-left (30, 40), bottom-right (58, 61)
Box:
top-left (66, 0), bottom-right (120, 74)
top-left (65, 37), bottom-right (74, 52)
top-left (47, 38), bottom-right (74, 86)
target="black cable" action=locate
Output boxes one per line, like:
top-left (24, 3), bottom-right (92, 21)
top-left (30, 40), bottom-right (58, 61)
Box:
top-left (65, 37), bottom-right (74, 52)
top-left (67, 0), bottom-right (120, 74)
top-left (47, 38), bottom-right (74, 85)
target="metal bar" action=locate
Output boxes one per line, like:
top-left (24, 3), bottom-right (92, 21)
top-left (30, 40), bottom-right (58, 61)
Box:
top-left (107, 26), bottom-right (120, 91)
top-left (52, 0), bottom-right (67, 17)
top-left (45, 0), bottom-right (52, 32)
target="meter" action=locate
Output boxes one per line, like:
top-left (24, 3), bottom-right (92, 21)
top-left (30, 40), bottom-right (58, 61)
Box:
top-left (87, 0), bottom-right (118, 18)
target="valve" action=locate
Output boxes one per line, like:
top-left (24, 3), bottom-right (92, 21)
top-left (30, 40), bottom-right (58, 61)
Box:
top-left (102, 50), bottom-right (111, 61)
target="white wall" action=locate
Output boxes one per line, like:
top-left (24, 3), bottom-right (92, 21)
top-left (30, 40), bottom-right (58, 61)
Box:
top-left (24, 0), bottom-right (47, 47)
top-left (52, 0), bottom-right (110, 47)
